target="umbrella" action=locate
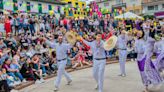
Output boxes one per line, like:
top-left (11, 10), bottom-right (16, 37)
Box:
top-left (114, 12), bottom-right (144, 20)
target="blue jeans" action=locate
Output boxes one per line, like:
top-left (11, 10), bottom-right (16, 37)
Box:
top-left (8, 72), bottom-right (24, 81)
top-left (34, 64), bottom-right (47, 74)
top-left (29, 24), bottom-right (35, 36)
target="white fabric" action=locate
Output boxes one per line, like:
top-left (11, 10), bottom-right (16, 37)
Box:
top-left (115, 12), bottom-right (143, 19)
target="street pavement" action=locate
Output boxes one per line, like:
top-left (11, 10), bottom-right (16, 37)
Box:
top-left (20, 62), bottom-right (164, 92)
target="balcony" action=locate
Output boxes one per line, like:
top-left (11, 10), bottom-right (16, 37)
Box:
top-left (112, 3), bottom-right (126, 8)
top-left (31, 0), bottom-right (66, 5)
top-left (142, 0), bottom-right (164, 6)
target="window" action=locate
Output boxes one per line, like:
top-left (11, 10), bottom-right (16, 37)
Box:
top-left (129, 10), bottom-right (134, 13)
top-left (155, 5), bottom-right (158, 10)
top-left (68, 2), bottom-right (72, 7)
top-left (162, 4), bottom-right (164, 8)
top-left (135, 9), bottom-right (140, 14)
top-left (74, 11), bottom-right (77, 14)
top-left (148, 6), bottom-right (154, 10)
top-left (78, 12), bottom-right (80, 15)
top-left (75, 2), bottom-right (78, 6)
top-left (68, 2), bottom-right (71, 4)
top-left (116, 0), bottom-right (121, 4)
top-left (104, 2), bottom-right (109, 6)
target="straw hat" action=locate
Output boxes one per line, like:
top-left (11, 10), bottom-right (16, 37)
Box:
top-left (137, 31), bottom-right (143, 38)
top-left (103, 35), bottom-right (118, 51)
top-left (65, 32), bottom-right (76, 45)
top-left (121, 30), bottom-right (127, 34)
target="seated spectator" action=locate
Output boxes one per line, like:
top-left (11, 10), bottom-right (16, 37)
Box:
top-left (1, 68), bottom-right (19, 87)
top-left (50, 51), bottom-right (57, 72)
top-left (72, 48), bottom-right (92, 69)
top-left (2, 58), bottom-right (26, 83)
top-left (0, 38), bottom-right (7, 49)
top-left (0, 70), bottom-right (12, 92)
top-left (0, 50), bottom-right (9, 65)
top-left (31, 54), bottom-right (45, 82)
top-left (40, 52), bottom-right (54, 75)
top-left (20, 58), bottom-right (43, 84)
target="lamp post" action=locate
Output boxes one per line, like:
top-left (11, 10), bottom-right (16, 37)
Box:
top-left (122, 0), bottom-right (125, 20)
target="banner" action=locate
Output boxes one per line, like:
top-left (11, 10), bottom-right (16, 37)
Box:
top-left (18, 0), bottom-right (26, 12)
top-left (42, 3), bottom-right (48, 13)
top-left (3, 0), bottom-right (13, 11)
top-left (0, 0), bottom-right (3, 9)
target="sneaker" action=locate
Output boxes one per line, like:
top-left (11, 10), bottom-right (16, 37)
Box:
top-left (35, 80), bottom-right (42, 84)
top-left (95, 84), bottom-right (98, 90)
top-left (67, 80), bottom-right (72, 85)
top-left (22, 79), bottom-right (27, 83)
top-left (40, 78), bottom-right (45, 83)
top-left (9, 83), bottom-right (15, 87)
top-left (42, 73), bottom-right (47, 77)
top-left (118, 74), bottom-right (126, 77)
top-left (122, 74), bottom-right (126, 77)
top-left (14, 81), bottom-right (21, 85)
top-left (54, 86), bottom-right (59, 92)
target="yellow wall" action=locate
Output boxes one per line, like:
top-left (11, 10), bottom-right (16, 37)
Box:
top-left (126, 5), bottom-right (142, 14)
top-left (62, 0), bottom-right (87, 18)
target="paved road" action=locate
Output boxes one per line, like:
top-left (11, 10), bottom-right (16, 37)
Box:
top-left (20, 62), bottom-right (164, 92)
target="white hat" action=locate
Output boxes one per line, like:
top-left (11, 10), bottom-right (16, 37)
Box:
top-left (103, 35), bottom-right (117, 51)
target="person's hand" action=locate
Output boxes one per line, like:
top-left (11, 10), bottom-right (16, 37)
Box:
top-left (8, 42), bottom-right (12, 45)
top-left (42, 37), bottom-right (47, 41)
top-left (26, 71), bottom-right (29, 73)
top-left (76, 35), bottom-right (82, 41)
top-left (16, 69), bottom-right (19, 72)
top-left (45, 63), bottom-right (49, 66)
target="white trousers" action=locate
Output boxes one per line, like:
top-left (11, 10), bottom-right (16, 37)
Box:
top-left (55, 60), bottom-right (72, 88)
top-left (118, 50), bottom-right (127, 75)
top-left (93, 59), bottom-right (106, 92)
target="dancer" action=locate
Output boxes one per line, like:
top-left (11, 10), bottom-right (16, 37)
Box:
top-left (134, 31), bottom-right (149, 92)
top-left (79, 31), bottom-right (107, 92)
top-left (154, 34), bottom-right (164, 77)
top-left (44, 34), bottom-right (72, 91)
top-left (142, 30), bottom-right (163, 92)
top-left (117, 30), bottom-right (128, 77)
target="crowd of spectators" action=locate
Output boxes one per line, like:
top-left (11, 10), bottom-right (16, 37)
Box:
top-left (0, 12), bottom-right (163, 92)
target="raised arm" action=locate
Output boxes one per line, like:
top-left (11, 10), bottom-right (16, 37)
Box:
top-left (45, 38), bottom-right (56, 49)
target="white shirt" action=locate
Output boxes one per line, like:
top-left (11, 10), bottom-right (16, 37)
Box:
top-left (83, 40), bottom-right (106, 59)
top-left (134, 39), bottom-right (145, 60)
top-left (0, 23), bottom-right (5, 32)
top-left (46, 40), bottom-right (72, 60)
top-left (117, 35), bottom-right (128, 49)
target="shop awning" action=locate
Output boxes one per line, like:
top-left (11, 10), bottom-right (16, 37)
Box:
top-left (154, 11), bottom-right (164, 18)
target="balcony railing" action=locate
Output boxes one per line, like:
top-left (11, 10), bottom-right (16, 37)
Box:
top-left (142, 0), bottom-right (164, 4)
top-left (30, 0), bottom-right (66, 5)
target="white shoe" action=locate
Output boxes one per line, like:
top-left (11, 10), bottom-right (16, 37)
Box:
top-left (67, 80), bottom-right (72, 85)
top-left (95, 84), bottom-right (98, 90)
top-left (22, 79), bottom-right (27, 83)
top-left (35, 80), bottom-right (42, 84)
top-left (9, 83), bottom-right (15, 87)
top-left (42, 73), bottom-right (47, 77)
top-left (40, 78), bottom-right (45, 83)
top-left (14, 81), bottom-right (21, 85)
top-left (54, 86), bottom-right (59, 92)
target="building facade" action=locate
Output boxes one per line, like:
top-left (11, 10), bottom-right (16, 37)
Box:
top-left (61, 0), bottom-right (87, 18)
top-left (142, 0), bottom-right (164, 18)
top-left (0, 0), bottom-right (65, 14)
top-left (96, 0), bottom-right (142, 15)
